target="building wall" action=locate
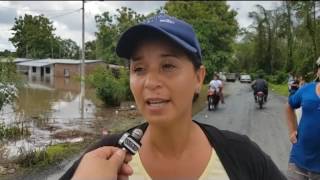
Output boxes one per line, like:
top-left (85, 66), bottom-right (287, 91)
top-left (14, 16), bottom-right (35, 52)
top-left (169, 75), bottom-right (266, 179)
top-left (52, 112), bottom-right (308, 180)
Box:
top-left (85, 62), bottom-right (106, 75)
top-left (54, 62), bottom-right (106, 78)
top-left (54, 64), bottom-right (79, 78)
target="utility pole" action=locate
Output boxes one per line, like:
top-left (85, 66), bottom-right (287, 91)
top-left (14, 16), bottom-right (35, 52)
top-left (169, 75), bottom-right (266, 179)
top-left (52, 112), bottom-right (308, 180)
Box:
top-left (80, 0), bottom-right (85, 120)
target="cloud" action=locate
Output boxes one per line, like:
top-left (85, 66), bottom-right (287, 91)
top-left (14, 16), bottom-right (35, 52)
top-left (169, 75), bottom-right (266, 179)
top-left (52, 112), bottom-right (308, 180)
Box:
top-left (0, 1), bottom-right (166, 51)
top-left (0, 23), bottom-right (15, 51)
top-left (0, 6), bottom-right (17, 24)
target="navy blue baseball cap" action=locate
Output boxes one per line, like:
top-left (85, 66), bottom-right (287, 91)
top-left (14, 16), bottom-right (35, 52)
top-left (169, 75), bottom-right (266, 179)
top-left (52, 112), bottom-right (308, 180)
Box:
top-left (116, 14), bottom-right (202, 63)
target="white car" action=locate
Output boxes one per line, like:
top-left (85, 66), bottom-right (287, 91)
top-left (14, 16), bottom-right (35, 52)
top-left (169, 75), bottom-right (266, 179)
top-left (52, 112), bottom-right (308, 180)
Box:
top-left (240, 74), bottom-right (252, 83)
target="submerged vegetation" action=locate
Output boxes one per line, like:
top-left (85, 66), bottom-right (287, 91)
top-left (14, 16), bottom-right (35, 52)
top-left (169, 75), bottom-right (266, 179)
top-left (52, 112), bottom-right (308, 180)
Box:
top-left (0, 123), bottom-right (30, 141)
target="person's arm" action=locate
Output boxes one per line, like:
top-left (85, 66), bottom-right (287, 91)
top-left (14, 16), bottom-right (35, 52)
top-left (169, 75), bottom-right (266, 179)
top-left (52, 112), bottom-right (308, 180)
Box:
top-left (251, 80), bottom-right (256, 89)
top-left (285, 103), bottom-right (298, 144)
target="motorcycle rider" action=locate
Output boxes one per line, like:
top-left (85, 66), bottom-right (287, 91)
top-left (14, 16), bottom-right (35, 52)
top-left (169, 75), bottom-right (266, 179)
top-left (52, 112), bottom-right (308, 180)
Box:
top-left (208, 74), bottom-right (225, 104)
top-left (251, 74), bottom-right (268, 102)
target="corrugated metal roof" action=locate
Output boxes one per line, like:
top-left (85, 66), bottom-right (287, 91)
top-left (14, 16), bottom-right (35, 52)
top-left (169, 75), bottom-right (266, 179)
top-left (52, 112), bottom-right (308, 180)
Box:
top-left (17, 60), bottom-right (52, 67)
top-left (16, 59), bottom-right (103, 67)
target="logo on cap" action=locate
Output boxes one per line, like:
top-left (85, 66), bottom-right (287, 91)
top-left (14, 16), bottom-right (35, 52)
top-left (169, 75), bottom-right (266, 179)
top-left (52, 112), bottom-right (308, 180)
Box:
top-left (160, 19), bottom-right (175, 24)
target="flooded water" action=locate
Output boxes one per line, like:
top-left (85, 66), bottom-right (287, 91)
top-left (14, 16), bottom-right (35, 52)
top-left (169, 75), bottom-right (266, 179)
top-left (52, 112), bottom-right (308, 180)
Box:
top-left (0, 76), bottom-right (139, 160)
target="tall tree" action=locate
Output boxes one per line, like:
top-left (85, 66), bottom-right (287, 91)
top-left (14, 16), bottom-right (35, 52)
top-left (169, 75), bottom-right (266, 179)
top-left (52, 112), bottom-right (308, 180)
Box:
top-left (85, 40), bottom-right (96, 59)
top-left (95, 8), bottom-right (145, 64)
top-left (164, 1), bottom-right (238, 81)
top-left (9, 14), bottom-right (56, 58)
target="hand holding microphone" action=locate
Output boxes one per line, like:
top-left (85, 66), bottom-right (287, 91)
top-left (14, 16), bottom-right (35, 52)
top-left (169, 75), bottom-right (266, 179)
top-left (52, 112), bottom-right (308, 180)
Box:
top-left (72, 129), bottom-right (143, 180)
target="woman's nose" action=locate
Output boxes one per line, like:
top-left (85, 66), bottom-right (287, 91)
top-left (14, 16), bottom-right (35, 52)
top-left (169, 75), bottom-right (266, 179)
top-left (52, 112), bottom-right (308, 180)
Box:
top-left (144, 72), bottom-right (162, 90)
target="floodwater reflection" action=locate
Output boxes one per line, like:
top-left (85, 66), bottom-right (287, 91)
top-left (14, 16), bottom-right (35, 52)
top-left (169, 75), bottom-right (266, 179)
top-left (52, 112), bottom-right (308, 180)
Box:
top-left (0, 76), bottom-right (116, 158)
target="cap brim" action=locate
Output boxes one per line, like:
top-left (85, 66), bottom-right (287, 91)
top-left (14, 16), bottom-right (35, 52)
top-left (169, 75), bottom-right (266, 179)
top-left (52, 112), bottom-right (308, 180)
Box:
top-left (116, 24), bottom-right (197, 60)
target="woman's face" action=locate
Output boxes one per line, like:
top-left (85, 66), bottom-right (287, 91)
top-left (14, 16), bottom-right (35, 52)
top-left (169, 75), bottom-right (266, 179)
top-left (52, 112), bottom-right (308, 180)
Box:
top-left (129, 39), bottom-right (205, 125)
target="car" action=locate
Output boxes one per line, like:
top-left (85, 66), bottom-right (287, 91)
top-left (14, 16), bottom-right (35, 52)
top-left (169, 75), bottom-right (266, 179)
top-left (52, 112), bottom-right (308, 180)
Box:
top-left (240, 74), bottom-right (252, 83)
top-left (226, 73), bottom-right (237, 82)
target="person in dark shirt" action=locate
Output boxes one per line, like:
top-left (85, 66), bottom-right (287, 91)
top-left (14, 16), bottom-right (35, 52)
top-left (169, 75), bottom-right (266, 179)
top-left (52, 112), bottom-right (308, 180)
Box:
top-left (251, 74), bottom-right (268, 102)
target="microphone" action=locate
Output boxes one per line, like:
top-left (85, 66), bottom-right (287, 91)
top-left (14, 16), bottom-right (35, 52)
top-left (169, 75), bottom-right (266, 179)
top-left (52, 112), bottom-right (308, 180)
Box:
top-left (118, 128), bottom-right (143, 155)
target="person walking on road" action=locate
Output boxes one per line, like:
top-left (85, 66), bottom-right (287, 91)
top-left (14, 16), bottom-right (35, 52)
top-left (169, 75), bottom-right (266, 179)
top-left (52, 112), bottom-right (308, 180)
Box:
top-left (285, 57), bottom-right (320, 180)
top-left (61, 14), bottom-right (286, 180)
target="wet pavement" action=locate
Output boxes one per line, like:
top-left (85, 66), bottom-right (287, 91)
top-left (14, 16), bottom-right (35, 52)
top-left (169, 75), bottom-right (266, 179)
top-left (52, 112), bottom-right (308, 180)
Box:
top-left (194, 81), bottom-right (291, 172)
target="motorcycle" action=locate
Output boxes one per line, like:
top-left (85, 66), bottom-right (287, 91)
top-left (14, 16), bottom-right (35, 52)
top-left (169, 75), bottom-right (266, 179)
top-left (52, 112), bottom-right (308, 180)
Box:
top-left (256, 91), bottom-right (265, 109)
top-left (207, 89), bottom-right (220, 111)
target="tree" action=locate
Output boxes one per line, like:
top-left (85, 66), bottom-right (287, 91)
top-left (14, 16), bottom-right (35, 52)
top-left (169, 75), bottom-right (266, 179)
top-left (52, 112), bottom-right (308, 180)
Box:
top-left (235, 2), bottom-right (320, 82)
top-left (10, 14), bottom-right (56, 58)
top-left (164, 1), bottom-right (239, 82)
top-left (59, 38), bottom-right (80, 59)
top-left (85, 40), bottom-right (96, 59)
top-left (94, 7), bottom-right (145, 64)
top-left (0, 50), bottom-right (16, 58)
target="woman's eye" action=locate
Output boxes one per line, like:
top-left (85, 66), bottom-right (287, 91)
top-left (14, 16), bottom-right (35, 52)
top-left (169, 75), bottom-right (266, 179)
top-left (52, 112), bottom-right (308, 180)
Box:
top-left (133, 67), bottom-right (145, 74)
top-left (162, 64), bottom-right (176, 72)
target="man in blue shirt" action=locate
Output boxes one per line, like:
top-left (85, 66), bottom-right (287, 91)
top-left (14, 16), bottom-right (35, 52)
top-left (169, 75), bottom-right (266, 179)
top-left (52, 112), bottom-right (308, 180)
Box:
top-left (285, 57), bottom-right (320, 180)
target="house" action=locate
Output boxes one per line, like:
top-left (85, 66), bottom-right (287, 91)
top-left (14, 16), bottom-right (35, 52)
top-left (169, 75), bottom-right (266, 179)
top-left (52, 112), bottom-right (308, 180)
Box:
top-left (16, 59), bottom-right (106, 80)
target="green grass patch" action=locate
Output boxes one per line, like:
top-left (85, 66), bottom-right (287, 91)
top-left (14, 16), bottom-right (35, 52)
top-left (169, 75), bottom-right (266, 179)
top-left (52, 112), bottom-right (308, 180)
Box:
top-left (15, 141), bottom-right (89, 168)
top-left (270, 83), bottom-right (289, 96)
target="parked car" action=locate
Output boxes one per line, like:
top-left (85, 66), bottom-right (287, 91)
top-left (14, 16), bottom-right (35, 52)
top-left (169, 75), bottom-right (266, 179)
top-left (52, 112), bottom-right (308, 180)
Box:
top-left (226, 73), bottom-right (237, 82)
top-left (240, 74), bottom-right (252, 83)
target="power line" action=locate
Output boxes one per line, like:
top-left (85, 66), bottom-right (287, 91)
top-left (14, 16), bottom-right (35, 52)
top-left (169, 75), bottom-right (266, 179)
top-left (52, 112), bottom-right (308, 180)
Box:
top-left (49, 8), bottom-right (82, 19)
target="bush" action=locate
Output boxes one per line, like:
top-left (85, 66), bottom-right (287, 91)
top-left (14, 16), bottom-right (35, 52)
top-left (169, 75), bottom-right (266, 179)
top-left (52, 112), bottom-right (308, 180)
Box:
top-left (267, 71), bottom-right (288, 84)
top-left (0, 83), bottom-right (17, 110)
top-left (87, 66), bottom-right (131, 106)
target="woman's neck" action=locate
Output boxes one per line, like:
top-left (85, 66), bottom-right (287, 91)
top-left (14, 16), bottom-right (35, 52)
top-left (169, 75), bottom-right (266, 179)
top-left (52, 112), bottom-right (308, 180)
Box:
top-left (142, 119), bottom-right (197, 159)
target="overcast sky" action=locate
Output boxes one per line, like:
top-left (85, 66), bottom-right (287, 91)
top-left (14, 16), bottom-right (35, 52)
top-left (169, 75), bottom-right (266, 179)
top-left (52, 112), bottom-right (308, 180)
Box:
top-left (0, 1), bottom-right (281, 52)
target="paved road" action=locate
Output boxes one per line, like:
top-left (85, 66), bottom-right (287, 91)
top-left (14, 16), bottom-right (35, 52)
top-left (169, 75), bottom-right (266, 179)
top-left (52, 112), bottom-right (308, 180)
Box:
top-left (194, 81), bottom-right (291, 172)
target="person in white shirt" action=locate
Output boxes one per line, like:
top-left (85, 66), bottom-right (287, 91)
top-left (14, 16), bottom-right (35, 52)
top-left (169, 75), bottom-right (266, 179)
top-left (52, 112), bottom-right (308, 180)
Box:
top-left (209, 74), bottom-right (225, 103)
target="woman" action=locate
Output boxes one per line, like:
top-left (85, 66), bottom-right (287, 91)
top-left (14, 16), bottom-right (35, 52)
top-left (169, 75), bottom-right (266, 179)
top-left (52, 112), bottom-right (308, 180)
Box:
top-left (286, 58), bottom-right (320, 180)
top-left (61, 14), bottom-right (285, 180)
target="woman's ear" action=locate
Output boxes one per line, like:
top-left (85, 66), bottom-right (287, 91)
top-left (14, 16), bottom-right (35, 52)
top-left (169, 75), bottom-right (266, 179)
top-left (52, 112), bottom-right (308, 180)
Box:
top-left (195, 65), bottom-right (206, 91)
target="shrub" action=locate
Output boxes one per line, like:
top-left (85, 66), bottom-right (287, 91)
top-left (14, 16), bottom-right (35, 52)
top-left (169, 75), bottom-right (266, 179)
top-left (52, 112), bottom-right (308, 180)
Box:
top-left (267, 71), bottom-right (288, 84)
top-left (87, 66), bottom-right (131, 106)
top-left (0, 83), bottom-right (18, 110)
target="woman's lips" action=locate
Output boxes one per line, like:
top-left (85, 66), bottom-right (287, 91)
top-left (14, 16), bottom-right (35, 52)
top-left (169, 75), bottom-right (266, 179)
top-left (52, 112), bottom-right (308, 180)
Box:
top-left (145, 98), bottom-right (170, 109)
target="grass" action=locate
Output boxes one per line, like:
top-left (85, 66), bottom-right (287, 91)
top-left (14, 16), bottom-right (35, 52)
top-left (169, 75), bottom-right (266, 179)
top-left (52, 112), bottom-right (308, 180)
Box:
top-left (15, 142), bottom-right (89, 168)
top-left (269, 83), bottom-right (289, 96)
top-left (0, 123), bottom-right (30, 141)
